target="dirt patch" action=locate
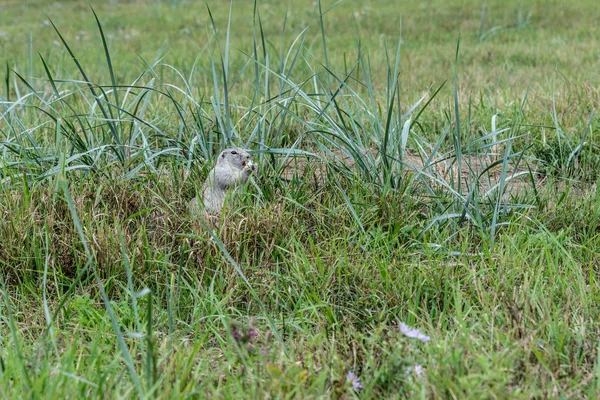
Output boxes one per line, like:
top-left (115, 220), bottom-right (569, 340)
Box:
top-left (276, 148), bottom-right (542, 199)
top-left (407, 152), bottom-right (542, 200)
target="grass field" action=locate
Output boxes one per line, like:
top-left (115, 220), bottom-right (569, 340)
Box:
top-left (1, 0), bottom-right (600, 398)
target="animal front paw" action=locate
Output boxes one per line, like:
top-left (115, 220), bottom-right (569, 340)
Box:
top-left (243, 160), bottom-right (258, 175)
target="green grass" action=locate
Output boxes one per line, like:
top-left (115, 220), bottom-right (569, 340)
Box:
top-left (1, 0), bottom-right (600, 398)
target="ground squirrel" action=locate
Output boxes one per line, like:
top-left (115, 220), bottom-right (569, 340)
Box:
top-left (190, 147), bottom-right (257, 215)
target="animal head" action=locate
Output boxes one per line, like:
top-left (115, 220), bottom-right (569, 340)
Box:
top-left (216, 147), bottom-right (253, 170)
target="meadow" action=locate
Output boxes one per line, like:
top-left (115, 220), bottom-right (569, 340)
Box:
top-left (1, 0), bottom-right (600, 398)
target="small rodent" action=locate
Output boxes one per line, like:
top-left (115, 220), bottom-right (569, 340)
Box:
top-left (190, 147), bottom-right (257, 215)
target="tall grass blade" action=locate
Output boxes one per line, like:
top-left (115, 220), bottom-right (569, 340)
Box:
top-left (48, 18), bottom-right (124, 162)
top-left (91, 7), bottom-right (120, 114)
top-left (61, 179), bottom-right (144, 398)
top-left (453, 36), bottom-right (462, 196)
top-left (317, 0), bottom-right (331, 90)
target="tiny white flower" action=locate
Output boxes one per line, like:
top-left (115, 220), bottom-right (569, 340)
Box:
top-left (405, 364), bottom-right (424, 376)
top-left (346, 371), bottom-right (363, 390)
top-left (399, 322), bottom-right (431, 343)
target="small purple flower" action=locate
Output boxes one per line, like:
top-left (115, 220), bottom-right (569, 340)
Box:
top-left (399, 322), bottom-right (431, 343)
top-left (230, 321), bottom-right (259, 345)
top-left (230, 327), bottom-right (244, 341)
top-left (248, 327), bottom-right (258, 339)
top-left (405, 364), bottom-right (424, 377)
top-left (346, 371), bottom-right (363, 390)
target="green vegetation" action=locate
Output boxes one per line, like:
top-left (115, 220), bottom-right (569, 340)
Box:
top-left (1, 0), bottom-right (599, 398)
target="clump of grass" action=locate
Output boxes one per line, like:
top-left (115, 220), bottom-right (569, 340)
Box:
top-left (534, 132), bottom-right (600, 182)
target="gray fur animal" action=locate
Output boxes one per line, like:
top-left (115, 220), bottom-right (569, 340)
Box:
top-left (190, 148), bottom-right (257, 215)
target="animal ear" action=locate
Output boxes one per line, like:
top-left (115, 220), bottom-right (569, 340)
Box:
top-left (221, 153), bottom-right (225, 158)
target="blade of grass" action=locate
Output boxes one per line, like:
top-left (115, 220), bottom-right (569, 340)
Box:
top-left (61, 179), bottom-right (144, 399)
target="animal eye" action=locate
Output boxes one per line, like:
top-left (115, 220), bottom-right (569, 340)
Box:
top-left (231, 150), bottom-right (237, 155)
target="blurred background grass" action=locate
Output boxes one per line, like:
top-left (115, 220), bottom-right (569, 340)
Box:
top-left (2, 0), bottom-right (598, 111)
